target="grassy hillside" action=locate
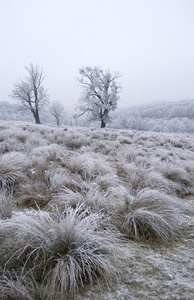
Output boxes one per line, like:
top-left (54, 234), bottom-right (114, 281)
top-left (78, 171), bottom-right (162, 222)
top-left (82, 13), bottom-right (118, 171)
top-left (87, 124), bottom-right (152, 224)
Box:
top-left (0, 121), bottom-right (194, 299)
top-left (1, 99), bottom-right (194, 133)
top-left (111, 99), bottom-right (194, 133)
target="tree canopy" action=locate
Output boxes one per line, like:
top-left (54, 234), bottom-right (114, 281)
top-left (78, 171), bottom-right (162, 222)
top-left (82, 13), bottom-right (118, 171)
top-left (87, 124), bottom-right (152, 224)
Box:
top-left (76, 66), bottom-right (122, 128)
top-left (11, 63), bottom-right (49, 124)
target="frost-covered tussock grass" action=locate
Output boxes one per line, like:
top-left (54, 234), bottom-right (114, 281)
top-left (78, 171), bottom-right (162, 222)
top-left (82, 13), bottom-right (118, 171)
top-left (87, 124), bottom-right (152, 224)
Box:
top-left (2, 205), bottom-right (121, 298)
top-left (123, 188), bottom-right (185, 241)
top-left (0, 152), bottom-right (29, 187)
top-left (0, 121), bottom-right (193, 299)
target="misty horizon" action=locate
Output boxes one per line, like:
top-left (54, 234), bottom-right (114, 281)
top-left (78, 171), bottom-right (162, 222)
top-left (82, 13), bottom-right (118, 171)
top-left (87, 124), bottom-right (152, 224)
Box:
top-left (1, 0), bottom-right (194, 112)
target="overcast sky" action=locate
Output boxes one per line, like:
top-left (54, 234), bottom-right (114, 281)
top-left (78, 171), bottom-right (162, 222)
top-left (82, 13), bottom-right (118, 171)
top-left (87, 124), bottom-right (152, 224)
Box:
top-left (1, 0), bottom-right (194, 112)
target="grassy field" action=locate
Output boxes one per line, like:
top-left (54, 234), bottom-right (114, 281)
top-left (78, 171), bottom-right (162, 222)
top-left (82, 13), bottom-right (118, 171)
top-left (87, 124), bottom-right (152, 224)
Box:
top-left (0, 121), bottom-right (193, 299)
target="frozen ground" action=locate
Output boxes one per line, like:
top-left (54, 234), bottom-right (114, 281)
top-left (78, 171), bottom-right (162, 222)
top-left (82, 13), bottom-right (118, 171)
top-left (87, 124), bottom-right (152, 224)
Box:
top-left (0, 121), bottom-right (193, 299)
top-left (77, 210), bottom-right (194, 300)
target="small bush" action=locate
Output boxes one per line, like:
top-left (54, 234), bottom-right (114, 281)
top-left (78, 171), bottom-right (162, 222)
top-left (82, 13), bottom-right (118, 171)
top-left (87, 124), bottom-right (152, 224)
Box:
top-left (64, 132), bottom-right (91, 149)
top-left (156, 163), bottom-right (192, 195)
top-left (18, 181), bottom-right (52, 208)
top-left (0, 152), bottom-right (29, 187)
top-left (0, 274), bottom-right (33, 300)
top-left (123, 188), bottom-right (185, 241)
top-left (67, 153), bottom-right (112, 180)
top-left (30, 144), bottom-right (64, 163)
top-left (4, 205), bottom-right (119, 296)
top-left (0, 273), bottom-right (56, 300)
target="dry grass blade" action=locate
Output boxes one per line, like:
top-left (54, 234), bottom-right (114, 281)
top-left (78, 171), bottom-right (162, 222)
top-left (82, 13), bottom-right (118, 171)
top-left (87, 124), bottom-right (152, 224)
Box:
top-left (0, 188), bottom-right (12, 219)
top-left (0, 274), bottom-right (33, 300)
top-left (0, 272), bottom-right (56, 300)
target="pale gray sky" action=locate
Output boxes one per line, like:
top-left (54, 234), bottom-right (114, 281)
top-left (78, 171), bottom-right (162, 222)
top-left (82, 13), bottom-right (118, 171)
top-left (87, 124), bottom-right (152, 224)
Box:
top-left (1, 0), bottom-right (194, 112)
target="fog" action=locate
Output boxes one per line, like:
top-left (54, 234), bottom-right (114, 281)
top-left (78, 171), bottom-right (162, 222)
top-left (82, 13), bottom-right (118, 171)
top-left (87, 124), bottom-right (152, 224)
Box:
top-left (1, 0), bottom-right (194, 112)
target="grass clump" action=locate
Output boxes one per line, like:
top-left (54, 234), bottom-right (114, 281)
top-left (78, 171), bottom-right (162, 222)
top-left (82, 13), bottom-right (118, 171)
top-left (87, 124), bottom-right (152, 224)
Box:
top-left (123, 188), bottom-right (185, 242)
top-left (4, 204), bottom-right (120, 297)
top-left (0, 274), bottom-right (33, 300)
top-left (0, 122), bottom-right (193, 299)
top-left (0, 273), bottom-right (55, 300)
top-left (0, 152), bottom-right (29, 187)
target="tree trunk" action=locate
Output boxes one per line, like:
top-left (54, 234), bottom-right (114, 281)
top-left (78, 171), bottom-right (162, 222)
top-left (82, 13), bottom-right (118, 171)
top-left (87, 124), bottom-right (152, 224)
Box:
top-left (33, 110), bottom-right (41, 124)
top-left (101, 109), bottom-right (108, 128)
top-left (53, 115), bottom-right (60, 126)
top-left (101, 119), bottom-right (106, 128)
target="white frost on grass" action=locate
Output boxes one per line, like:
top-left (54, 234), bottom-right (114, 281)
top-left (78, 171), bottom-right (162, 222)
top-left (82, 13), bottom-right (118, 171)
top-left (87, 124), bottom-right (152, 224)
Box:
top-left (0, 121), bottom-right (193, 299)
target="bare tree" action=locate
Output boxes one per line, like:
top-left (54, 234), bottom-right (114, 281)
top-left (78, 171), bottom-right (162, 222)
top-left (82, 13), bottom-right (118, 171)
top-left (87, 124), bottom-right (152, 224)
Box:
top-left (50, 101), bottom-right (65, 125)
top-left (76, 66), bottom-right (122, 128)
top-left (11, 63), bottom-right (49, 124)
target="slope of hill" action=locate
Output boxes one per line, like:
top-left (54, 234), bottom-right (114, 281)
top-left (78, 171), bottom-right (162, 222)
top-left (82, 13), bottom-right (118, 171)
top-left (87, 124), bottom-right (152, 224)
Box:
top-left (0, 121), bottom-right (193, 299)
top-left (1, 99), bottom-right (194, 133)
top-left (111, 100), bottom-right (194, 133)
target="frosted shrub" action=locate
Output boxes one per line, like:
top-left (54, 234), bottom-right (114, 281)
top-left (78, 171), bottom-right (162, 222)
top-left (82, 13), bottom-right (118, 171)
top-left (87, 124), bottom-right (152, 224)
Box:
top-left (0, 274), bottom-right (55, 300)
top-left (155, 149), bottom-right (173, 162)
top-left (119, 137), bottom-right (133, 145)
top-left (4, 205), bottom-right (119, 296)
top-left (48, 169), bottom-right (74, 190)
top-left (28, 146), bottom-right (69, 186)
top-left (0, 152), bottom-right (29, 187)
top-left (116, 162), bottom-right (148, 193)
top-left (25, 135), bottom-right (48, 151)
top-left (0, 128), bottom-right (24, 152)
top-left (67, 153), bottom-right (112, 179)
top-left (68, 153), bottom-right (96, 179)
top-left (143, 170), bottom-right (182, 195)
top-left (123, 149), bottom-right (136, 163)
top-left (91, 140), bottom-right (113, 155)
top-left (51, 171), bottom-right (88, 194)
top-left (123, 188), bottom-right (185, 241)
top-left (50, 188), bottom-right (85, 210)
top-left (168, 137), bottom-right (184, 148)
top-left (18, 181), bottom-right (52, 208)
top-left (155, 162), bottom-right (192, 196)
top-left (30, 144), bottom-right (64, 163)
top-left (0, 136), bottom-right (26, 153)
top-left (95, 173), bottom-right (122, 192)
top-left (63, 132), bottom-right (91, 149)
top-left (0, 274), bottom-right (33, 300)
top-left (90, 129), bottom-right (105, 140)
top-left (91, 153), bottom-right (113, 174)
top-left (51, 186), bottom-right (113, 214)
top-left (116, 161), bottom-right (182, 195)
